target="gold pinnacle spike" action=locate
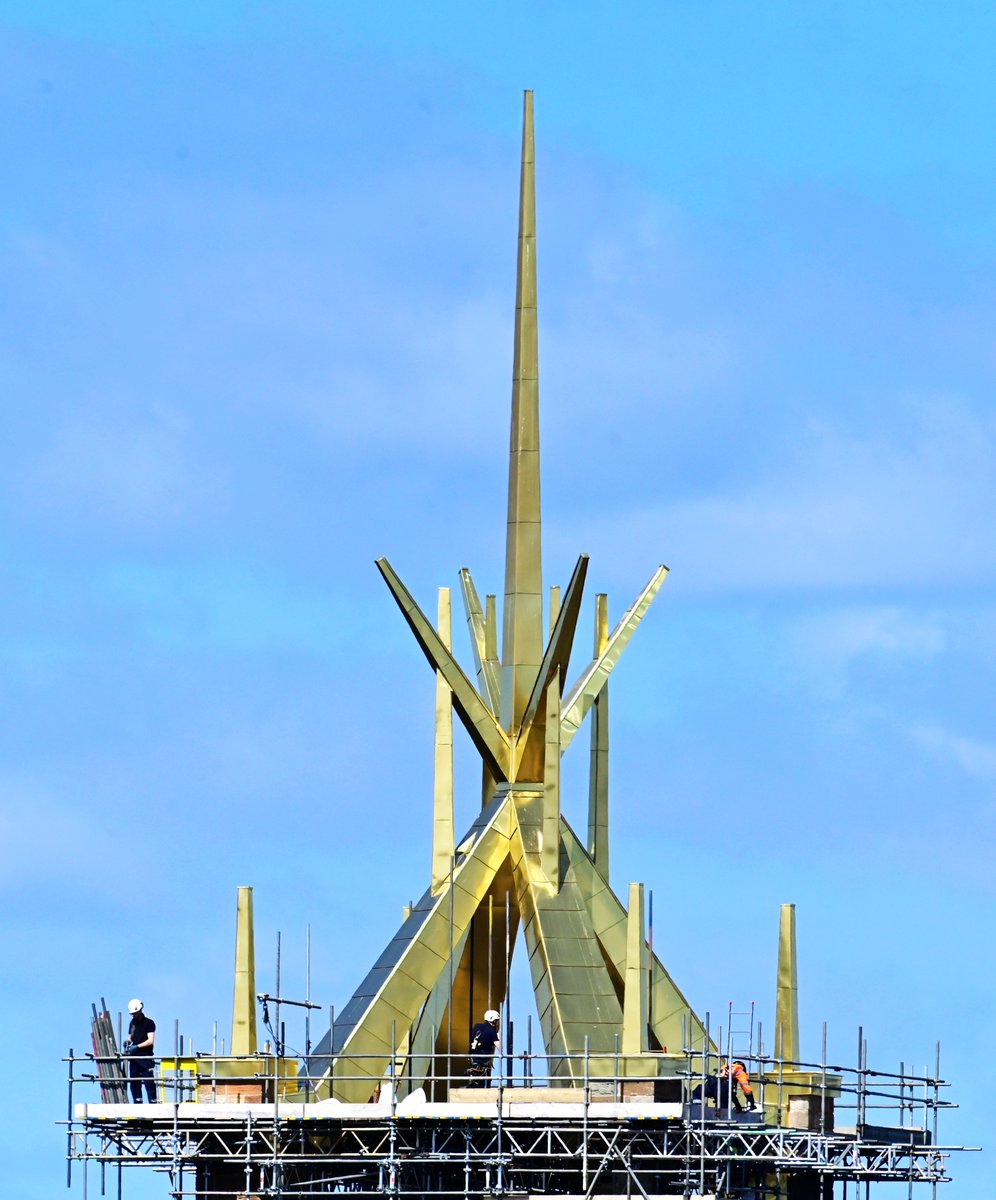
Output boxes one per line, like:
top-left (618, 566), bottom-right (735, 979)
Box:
top-left (587, 593), bottom-right (610, 881)
top-left (231, 886), bottom-right (257, 1056)
top-left (514, 553), bottom-right (588, 777)
top-left (376, 556), bottom-right (510, 782)
top-left (775, 902), bottom-right (800, 1062)
top-left (622, 882), bottom-right (649, 1059)
top-left (560, 565), bottom-right (668, 753)
top-left (458, 568), bottom-right (501, 714)
top-left (501, 89), bottom-right (543, 736)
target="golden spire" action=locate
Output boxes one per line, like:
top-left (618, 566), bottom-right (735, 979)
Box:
top-left (500, 89), bottom-right (543, 739)
top-left (349, 93), bottom-right (688, 1101)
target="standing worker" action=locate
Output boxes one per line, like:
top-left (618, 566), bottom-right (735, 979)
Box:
top-left (467, 1009), bottom-right (501, 1087)
top-left (124, 998), bottom-right (157, 1103)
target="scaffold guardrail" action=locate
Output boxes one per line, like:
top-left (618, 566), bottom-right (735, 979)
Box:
top-left (63, 1036), bottom-right (972, 1199)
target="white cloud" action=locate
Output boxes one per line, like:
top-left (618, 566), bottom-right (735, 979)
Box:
top-left (549, 394), bottom-right (996, 595)
top-left (772, 603), bottom-right (945, 700)
top-left (790, 601), bottom-right (943, 668)
top-left (13, 410), bottom-right (220, 533)
top-left (911, 724), bottom-right (996, 784)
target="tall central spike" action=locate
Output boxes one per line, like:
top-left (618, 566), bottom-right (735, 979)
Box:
top-left (501, 89), bottom-right (543, 739)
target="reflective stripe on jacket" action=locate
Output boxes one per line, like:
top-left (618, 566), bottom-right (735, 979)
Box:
top-left (729, 1062), bottom-right (753, 1098)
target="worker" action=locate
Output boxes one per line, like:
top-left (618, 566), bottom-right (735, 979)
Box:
top-left (724, 1059), bottom-right (756, 1112)
top-left (691, 1070), bottom-right (732, 1111)
top-left (124, 998), bottom-right (157, 1103)
top-left (467, 1009), bottom-right (501, 1087)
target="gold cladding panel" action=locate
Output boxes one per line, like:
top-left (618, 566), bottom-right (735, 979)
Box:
top-left (562, 817), bottom-right (709, 1050)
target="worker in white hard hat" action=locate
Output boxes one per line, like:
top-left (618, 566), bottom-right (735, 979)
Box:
top-left (124, 998), bottom-right (157, 1103)
top-left (467, 1009), bottom-right (501, 1088)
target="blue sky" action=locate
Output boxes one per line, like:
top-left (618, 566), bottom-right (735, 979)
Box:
top-left (2, 4), bottom-right (993, 1196)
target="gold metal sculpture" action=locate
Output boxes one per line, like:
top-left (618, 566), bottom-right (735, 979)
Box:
top-left (309, 90), bottom-right (709, 1102)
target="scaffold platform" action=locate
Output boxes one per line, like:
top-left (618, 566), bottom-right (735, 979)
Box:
top-left (65, 1047), bottom-right (963, 1199)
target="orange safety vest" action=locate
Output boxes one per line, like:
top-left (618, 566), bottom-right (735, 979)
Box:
top-left (727, 1061), bottom-right (753, 1099)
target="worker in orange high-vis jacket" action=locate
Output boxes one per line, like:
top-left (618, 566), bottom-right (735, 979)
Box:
top-left (723, 1059), bottom-right (756, 1112)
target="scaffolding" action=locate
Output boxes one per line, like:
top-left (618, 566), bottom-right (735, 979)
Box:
top-left (62, 90), bottom-right (976, 1200)
top-left (65, 1028), bottom-right (967, 1199)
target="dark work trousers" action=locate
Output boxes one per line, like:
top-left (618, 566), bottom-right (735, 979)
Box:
top-left (128, 1055), bottom-right (157, 1103)
top-left (467, 1059), bottom-right (494, 1088)
top-left (692, 1076), bottom-right (740, 1112)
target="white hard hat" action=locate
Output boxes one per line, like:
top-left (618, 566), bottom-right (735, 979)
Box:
top-left (127, 998), bottom-right (143, 1014)
top-left (484, 1009), bottom-right (500, 1023)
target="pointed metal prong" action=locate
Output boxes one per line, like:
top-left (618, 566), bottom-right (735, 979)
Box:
top-left (459, 568), bottom-right (501, 714)
top-left (560, 565), bottom-right (668, 752)
top-left (377, 557), bottom-right (510, 782)
top-left (516, 554), bottom-right (588, 751)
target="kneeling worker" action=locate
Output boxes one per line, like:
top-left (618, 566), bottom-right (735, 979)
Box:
top-left (725, 1059), bottom-right (756, 1111)
top-left (468, 1009), bottom-right (501, 1087)
top-left (691, 1059), bottom-right (756, 1114)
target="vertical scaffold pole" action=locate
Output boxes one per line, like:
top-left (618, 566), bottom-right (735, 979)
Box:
top-left (305, 924), bottom-right (312, 1102)
top-left (701, 1010), bottom-right (709, 1194)
top-left (505, 890), bottom-right (512, 1080)
top-left (447, 854), bottom-right (455, 1084)
top-left (647, 889), bottom-right (654, 1047)
top-left (934, 1040), bottom-right (942, 1177)
top-left (243, 1110), bottom-right (253, 1200)
top-left (526, 1014), bottom-right (532, 1085)
top-left (488, 894), bottom-right (494, 1013)
top-left (391, 1019), bottom-right (397, 1115)
top-left (468, 907), bottom-right (475, 1057)
top-left (821, 1021), bottom-right (828, 1136)
top-left (583, 1034), bottom-right (590, 1191)
top-left (329, 1006), bottom-right (335, 1098)
top-left (66, 1048), bottom-right (73, 1188)
top-left (173, 1018), bottom-right (181, 1193)
top-left (275, 931), bottom-right (282, 1056)
top-left (681, 1015), bottom-right (687, 1107)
